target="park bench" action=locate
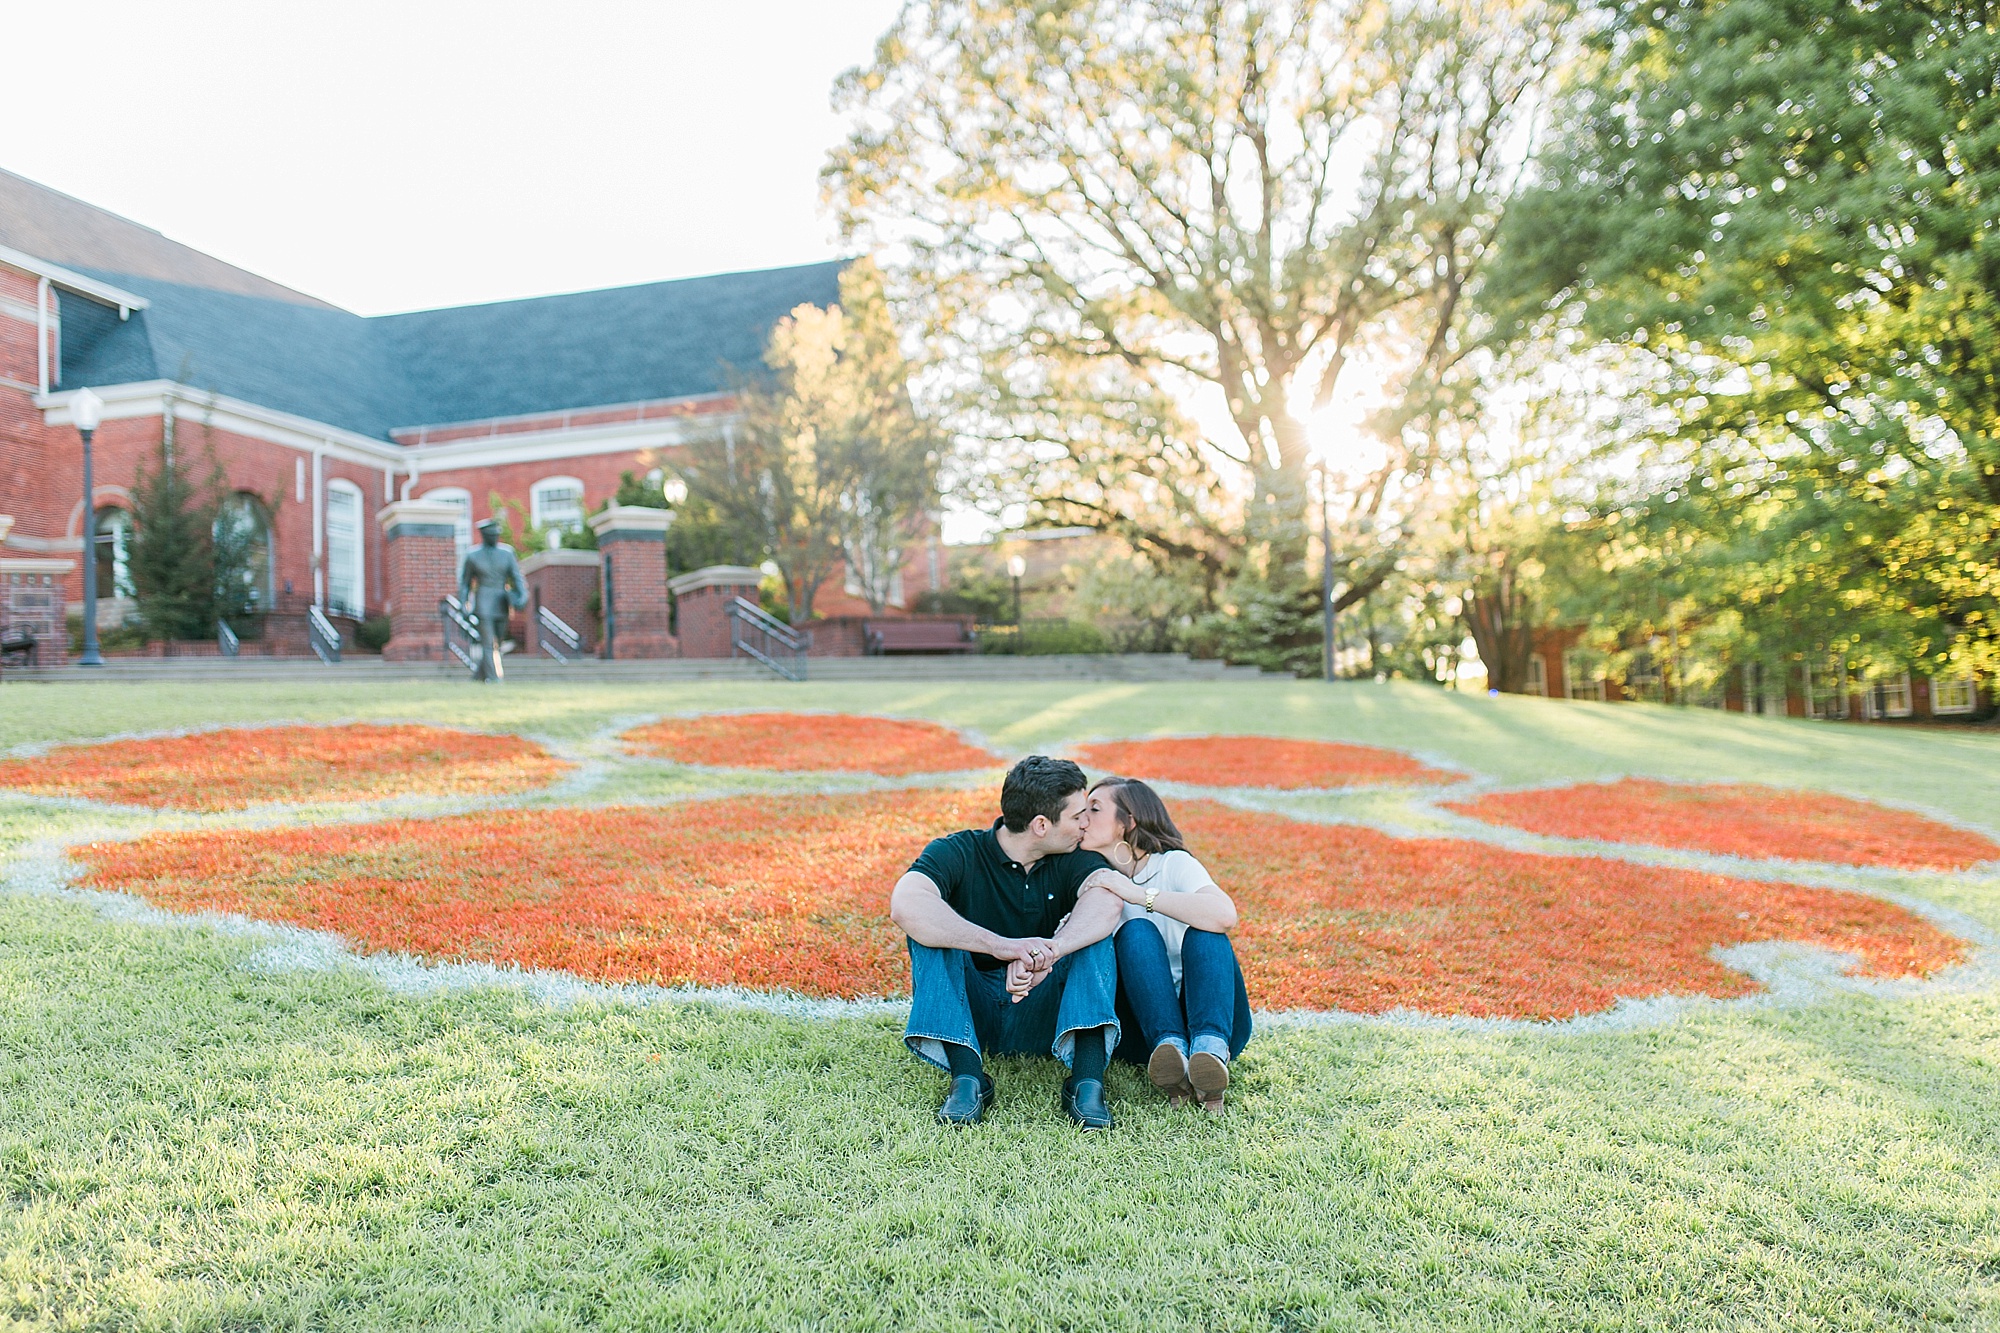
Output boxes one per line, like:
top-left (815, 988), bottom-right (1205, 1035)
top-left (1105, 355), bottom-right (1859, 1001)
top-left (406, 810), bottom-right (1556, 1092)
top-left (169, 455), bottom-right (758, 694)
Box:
top-left (0, 628), bottom-right (36, 670)
top-left (864, 620), bottom-right (975, 655)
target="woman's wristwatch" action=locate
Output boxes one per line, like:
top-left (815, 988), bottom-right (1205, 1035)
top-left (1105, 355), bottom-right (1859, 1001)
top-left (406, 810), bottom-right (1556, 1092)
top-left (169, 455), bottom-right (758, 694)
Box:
top-left (1143, 886), bottom-right (1159, 913)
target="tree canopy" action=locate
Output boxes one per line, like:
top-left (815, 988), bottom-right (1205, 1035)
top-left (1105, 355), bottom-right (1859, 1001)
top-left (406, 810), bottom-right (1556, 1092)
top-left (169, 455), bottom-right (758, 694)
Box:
top-left (1497, 0), bottom-right (2000, 682)
top-left (827, 0), bottom-right (1567, 664)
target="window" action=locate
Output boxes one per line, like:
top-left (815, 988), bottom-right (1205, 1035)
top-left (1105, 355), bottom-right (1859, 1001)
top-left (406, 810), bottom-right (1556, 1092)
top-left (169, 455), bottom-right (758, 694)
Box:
top-left (844, 563), bottom-right (907, 608)
top-left (531, 476), bottom-right (587, 534)
top-left (1862, 672), bottom-right (1913, 719)
top-left (1522, 655), bottom-right (1547, 697)
top-left (1932, 675), bottom-right (1978, 716)
top-left (422, 488), bottom-right (474, 566)
top-left (1803, 661), bottom-right (1849, 720)
top-left (213, 493), bottom-right (274, 614)
top-left (93, 507), bottom-right (135, 599)
top-left (1565, 651), bottom-right (1607, 702)
top-left (325, 480), bottom-right (365, 617)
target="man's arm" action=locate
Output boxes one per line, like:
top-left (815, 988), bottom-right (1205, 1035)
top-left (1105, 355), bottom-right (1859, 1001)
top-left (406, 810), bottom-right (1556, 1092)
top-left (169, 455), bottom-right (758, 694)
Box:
top-left (890, 871), bottom-right (1050, 963)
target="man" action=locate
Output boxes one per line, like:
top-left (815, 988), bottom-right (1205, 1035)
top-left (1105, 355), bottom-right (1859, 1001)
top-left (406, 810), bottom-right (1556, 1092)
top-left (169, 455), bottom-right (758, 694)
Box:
top-left (890, 755), bottom-right (1132, 1129)
top-left (458, 519), bottom-right (526, 683)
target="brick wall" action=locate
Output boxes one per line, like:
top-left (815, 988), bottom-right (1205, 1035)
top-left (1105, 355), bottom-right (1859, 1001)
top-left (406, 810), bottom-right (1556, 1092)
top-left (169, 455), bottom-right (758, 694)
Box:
top-left (669, 566), bottom-right (762, 659)
top-left (592, 506), bottom-right (677, 658)
top-left (377, 502), bottom-right (461, 661)
top-left (0, 558), bottom-right (72, 667)
top-left (522, 549), bottom-right (600, 657)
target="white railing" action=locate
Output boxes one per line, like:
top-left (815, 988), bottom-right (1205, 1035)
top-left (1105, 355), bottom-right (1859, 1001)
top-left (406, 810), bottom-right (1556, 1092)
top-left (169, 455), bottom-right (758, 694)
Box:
top-left (439, 596), bottom-right (479, 673)
top-left (537, 605), bottom-right (583, 663)
top-left (307, 606), bottom-right (342, 664)
top-left (725, 596), bottom-right (809, 681)
top-left (217, 620), bottom-right (239, 658)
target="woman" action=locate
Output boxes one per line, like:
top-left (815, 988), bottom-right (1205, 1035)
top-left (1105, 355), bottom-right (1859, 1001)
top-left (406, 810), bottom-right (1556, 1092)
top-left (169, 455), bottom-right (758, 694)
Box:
top-left (1081, 777), bottom-right (1253, 1114)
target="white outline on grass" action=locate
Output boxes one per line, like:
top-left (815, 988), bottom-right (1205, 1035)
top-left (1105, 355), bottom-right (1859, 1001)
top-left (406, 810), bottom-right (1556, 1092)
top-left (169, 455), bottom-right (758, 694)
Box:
top-left (7, 721), bottom-right (1999, 1036)
top-left (8, 829), bottom-right (1996, 1038)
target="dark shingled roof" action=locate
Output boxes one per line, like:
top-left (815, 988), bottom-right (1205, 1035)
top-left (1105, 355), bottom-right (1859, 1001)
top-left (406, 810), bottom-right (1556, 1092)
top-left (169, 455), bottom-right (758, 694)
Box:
top-left (9, 161), bottom-right (848, 440)
top-left (53, 260), bottom-right (848, 440)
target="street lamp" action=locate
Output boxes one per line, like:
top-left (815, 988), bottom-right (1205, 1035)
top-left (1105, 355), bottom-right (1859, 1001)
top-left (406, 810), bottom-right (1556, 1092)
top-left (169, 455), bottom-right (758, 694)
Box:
top-left (1007, 554), bottom-right (1026, 626)
top-left (72, 387), bottom-right (105, 668)
top-left (1317, 456), bottom-right (1336, 682)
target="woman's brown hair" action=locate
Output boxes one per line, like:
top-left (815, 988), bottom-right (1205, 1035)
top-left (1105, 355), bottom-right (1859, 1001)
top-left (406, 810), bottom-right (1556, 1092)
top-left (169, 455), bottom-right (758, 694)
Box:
top-left (1089, 777), bottom-right (1187, 856)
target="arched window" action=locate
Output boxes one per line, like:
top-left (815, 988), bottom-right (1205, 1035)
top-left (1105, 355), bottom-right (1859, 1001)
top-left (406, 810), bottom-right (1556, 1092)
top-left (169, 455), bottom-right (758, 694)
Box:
top-left (213, 493), bottom-right (274, 615)
top-left (422, 487), bottom-right (474, 566)
top-left (325, 479), bottom-right (365, 617)
top-left (93, 506), bottom-right (135, 599)
top-left (531, 476), bottom-right (587, 534)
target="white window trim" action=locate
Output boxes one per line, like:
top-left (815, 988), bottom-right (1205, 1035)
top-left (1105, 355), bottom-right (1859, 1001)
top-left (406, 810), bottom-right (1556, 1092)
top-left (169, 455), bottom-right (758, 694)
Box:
top-left (1864, 672), bottom-right (1914, 720)
top-left (324, 479), bottom-right (366, 618)
top-left (530, 475), bottom-right (587, 531)
top-left (1932, 674), bottom-right (1978, 716)
top-left (1564, 651), bottom-right (1606, 702)
top-left (1522, 655), bottom-right (1547, 697)
top-left (421, 487), bottom-right (475, 562)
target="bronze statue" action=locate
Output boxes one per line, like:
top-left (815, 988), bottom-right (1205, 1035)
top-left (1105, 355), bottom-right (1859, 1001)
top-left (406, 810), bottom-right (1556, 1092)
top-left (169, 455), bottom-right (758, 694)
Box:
top-left (458, 518), bottom-right (526, 682)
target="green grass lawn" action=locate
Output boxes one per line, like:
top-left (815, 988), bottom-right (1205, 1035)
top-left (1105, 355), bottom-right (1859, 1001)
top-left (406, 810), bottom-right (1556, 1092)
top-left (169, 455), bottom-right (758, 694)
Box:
top-left (3, 678), bottom-right (1999, 1330)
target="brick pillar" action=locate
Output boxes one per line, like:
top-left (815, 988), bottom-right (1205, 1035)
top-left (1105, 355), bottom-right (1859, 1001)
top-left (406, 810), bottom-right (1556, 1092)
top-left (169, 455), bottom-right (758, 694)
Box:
top-left (0, 558), bottom-right (74, 668)
top-left (588, 505), bottom-right (677, 659)
top-left (376, 500), bottom-right (463, 662)
top-left (521, 548), bottom-right (601, 657)
top-left (669, 565), bottom-right (764, 659)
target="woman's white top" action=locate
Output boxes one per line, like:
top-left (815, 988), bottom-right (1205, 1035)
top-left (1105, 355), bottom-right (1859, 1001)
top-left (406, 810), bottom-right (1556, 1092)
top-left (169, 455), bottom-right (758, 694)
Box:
top-left (1117, 848), bottom-right (1218, 990)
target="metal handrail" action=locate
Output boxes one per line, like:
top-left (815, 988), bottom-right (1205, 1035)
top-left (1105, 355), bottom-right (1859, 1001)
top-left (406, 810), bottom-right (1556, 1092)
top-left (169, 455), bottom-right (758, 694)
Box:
top-left (536, 605), bottom-right (582, 663)
top-left (725, 596), bottom-right (809, 681)
top-left (217, 620), bottom-right (239, 658)
top-left (439, 595), bottom-right (478, 673)
top-left (307, 606), bottom-right (342, 665)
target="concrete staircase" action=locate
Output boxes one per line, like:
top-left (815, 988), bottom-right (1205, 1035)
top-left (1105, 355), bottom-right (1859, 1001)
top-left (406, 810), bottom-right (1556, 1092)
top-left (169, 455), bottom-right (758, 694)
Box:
top-left (5, 652), bottom-right (1275, 685)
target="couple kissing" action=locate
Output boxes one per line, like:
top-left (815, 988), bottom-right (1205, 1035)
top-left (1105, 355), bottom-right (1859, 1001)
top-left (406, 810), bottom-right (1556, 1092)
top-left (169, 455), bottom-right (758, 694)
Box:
top-left (889, 755), bottom-right (1254, 1130)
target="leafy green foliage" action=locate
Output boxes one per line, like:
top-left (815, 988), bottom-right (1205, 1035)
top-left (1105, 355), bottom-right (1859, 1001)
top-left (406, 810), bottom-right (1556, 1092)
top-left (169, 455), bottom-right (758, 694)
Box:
top-left (1497, 0), bottom-right (2000, 682)
top-left (679, 261), bottom-right (938, 621)
top-left (828, 0), bottom-right (1568, 661)
top-left (126, 439), bottom-right (270, 641)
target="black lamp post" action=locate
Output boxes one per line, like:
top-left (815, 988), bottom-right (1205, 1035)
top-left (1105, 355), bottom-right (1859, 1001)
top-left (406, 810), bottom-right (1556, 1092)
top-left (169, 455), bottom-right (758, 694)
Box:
top-left (1007, 554), bottom-right (1026, 626)
top-left (72, 387), bottom-right (105, 668)
top-left (1317, 456), bottom-right (1337, 682)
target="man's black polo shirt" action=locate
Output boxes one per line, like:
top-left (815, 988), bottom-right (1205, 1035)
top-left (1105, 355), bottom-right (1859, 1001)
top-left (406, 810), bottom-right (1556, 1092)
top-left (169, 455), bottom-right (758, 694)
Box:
top-left (909, 819), bottom-right (1113, 970)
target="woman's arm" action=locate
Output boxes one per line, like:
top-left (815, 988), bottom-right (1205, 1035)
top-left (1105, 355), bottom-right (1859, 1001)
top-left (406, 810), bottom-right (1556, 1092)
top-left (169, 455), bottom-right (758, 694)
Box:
top-left (1149, 882), bottom-right (1238, 932)
top-left (1146, 852), bottom-right (1239, 932)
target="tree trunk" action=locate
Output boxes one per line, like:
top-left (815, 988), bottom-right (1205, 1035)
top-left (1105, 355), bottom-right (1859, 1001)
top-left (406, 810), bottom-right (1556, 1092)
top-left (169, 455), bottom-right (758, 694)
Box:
top-left (1463, 560), bottom-right (1537, 693)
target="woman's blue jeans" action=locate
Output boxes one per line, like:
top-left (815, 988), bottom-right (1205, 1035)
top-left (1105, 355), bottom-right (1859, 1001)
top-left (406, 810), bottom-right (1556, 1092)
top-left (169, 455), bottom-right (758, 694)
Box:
top-left (1115, 919), bottom-right (1249, 1056)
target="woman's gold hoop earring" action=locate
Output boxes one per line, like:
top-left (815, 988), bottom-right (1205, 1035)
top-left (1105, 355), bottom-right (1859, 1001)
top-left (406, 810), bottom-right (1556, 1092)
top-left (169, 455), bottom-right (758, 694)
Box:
top-left (1113, 840), bottom-right (1134, 869)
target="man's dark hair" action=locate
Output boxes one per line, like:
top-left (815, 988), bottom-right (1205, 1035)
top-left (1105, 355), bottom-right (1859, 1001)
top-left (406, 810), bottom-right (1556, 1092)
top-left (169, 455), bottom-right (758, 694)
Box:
top-left (1000, 755), bottom-right (1089, 833)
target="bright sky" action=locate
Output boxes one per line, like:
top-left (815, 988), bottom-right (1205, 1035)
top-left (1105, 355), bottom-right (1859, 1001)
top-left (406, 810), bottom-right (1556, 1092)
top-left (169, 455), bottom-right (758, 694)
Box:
top-left (2, 1), bottom-right (904, 315)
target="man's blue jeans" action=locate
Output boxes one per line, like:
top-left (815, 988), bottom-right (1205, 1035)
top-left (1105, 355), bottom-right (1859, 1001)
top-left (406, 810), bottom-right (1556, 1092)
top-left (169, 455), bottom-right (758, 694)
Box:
top-left (904, 937), bottom-right (1119, 1071)
top-left (1114, 919), bottom-right (1254, 1059)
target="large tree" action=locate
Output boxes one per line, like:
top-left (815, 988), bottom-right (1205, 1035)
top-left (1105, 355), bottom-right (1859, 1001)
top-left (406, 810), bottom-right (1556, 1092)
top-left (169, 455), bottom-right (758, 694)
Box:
top-left (1494, 0), bottom-right (2000, 681)
top-left (679, 261), bottom-right (939, 622)
top-left (826, 0), bottom-right (1567, 652)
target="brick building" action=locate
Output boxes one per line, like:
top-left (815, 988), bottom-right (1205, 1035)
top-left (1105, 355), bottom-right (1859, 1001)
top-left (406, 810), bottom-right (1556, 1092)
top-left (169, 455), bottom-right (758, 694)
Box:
top-left (1513, 625), bottom-right (1994, 724)
top-left (0, 167), bottom-right (938, 653)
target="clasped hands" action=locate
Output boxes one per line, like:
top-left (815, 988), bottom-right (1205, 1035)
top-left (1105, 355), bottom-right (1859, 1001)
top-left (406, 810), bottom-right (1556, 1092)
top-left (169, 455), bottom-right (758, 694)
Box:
top-left (998, 936), bottom-right (1059, 1003)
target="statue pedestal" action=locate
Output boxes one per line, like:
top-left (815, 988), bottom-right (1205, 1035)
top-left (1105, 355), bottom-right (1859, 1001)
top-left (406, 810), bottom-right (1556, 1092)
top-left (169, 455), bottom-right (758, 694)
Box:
top-left (588, 506), bottom-right (677, 659)
top-left (376, 501), bottom-right (463, 661)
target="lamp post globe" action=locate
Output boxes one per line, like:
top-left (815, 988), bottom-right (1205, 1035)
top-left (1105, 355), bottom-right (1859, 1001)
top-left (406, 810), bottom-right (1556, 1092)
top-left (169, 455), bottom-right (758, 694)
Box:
top-left (72, 387), bottom-right (106, 668)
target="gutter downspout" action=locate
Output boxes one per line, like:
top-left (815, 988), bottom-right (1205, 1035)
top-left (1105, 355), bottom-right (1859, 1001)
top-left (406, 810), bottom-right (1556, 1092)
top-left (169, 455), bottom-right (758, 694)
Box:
top-left (35, 278), bottom-right (49, 394)
top-left (312, 446), bottom-right (326, 610)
